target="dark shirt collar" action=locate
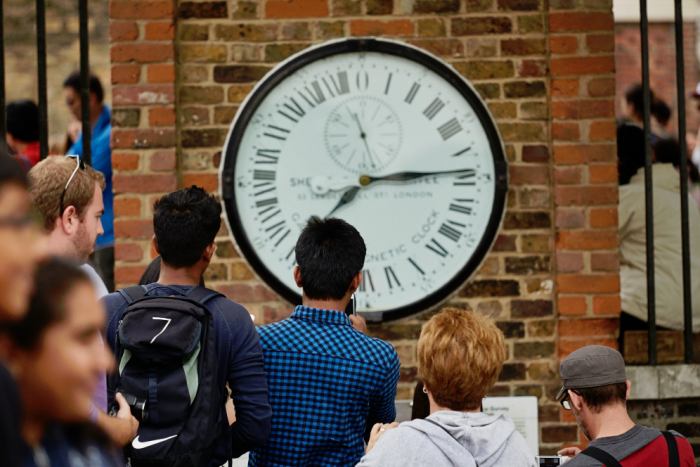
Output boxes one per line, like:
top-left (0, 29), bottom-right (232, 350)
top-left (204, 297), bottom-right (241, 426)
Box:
top-left (292, 305), bottom-right (352, 326)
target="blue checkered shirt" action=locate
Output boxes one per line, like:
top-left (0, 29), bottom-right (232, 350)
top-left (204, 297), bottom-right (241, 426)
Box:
top-left (249, 306), bottom-right (400, 467)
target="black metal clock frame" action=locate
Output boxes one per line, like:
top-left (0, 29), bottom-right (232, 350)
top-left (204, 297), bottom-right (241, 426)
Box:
top-left (220, 37), bottom-right (508, 322)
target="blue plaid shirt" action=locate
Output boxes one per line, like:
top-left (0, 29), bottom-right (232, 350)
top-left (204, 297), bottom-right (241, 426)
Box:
top-left (249, 306), bottom-right (400, 467)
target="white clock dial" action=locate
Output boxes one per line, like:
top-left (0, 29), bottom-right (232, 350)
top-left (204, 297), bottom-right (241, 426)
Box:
top-left (221, 38), bottom-right (508, 321)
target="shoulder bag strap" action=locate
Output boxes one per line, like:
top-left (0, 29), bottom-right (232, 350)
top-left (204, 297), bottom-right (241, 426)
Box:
top-left (117, 285), bottom-right (148, 304)
top-left (186, 285), bottom-right (224, 305)
top-left (422, 418), bottom-right (480, 467)
top-left (662, 432), bottom-right (680, 467)
top-left (581, 446), bottom-right (624, 467)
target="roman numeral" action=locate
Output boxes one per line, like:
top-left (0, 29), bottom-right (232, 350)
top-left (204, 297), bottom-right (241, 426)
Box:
top-left (325, 71), bottom-right (350, 97)
top-left (261, 209), bottom-right (281, 223)
top-left (423, 98), bottom-right (445, 120)
top-left (408, 258), bottom-right (425, 275)
top-left (274, 228), bottom-right (291, 247)
top-left (449, 198), bottom-right (473, 215)
top-left (277, 97), bottom-right (306, 123)
top-left (256, 197), bottom-right (278, 216)
top-left (263, 125), bottom-right (290, 141)
top-left (265, 219), bottom-right (289, 243)
top-left (438, 222), bottom-right (462, 242)
top-left (454, 169), bottom-right (477, 186)
top-left (384, 73), bottom-right (393, 95)
top-left (385, 266), bottom-right (401, 289)
top-left (255, 149), bottom-right (279, 164)
top-left (426, 238), bottom-right (449, 257)
top-left (359, 269), bottom-right (375, 292)
top-left (452, 147), bottom-right (471, 157)
top-left (253, 170), bottom-right (275, 181)
top-left (299, 81), bottom-right (325, 107)
top-left (438, 118), bottom-right (462, 140)
top-left (405, 83), bottom-right (420, 104)
top-left (286, 246), bottom-right (295, 261)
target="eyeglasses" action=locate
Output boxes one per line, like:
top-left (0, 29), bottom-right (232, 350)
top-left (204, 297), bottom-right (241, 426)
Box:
top-left (59, 155), bottom-right (86, 216)
top-left (559, 389), bottom-right (581, 410)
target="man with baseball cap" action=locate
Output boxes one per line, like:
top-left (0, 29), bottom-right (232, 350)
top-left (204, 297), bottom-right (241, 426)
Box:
top-left (555, 345), bottom-right (694, 466)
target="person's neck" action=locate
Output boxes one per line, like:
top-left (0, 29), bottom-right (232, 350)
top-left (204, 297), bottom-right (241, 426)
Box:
top-left (21, 413), bottom-right (46, 447)
top-left (11, 140), bottom-right (29, 154)
top-left (157, 263), bottom-right (201, 286)
top-left (588, 404), bottom-right (636, 440)
top-left (90, 104), bottom-right (104, 128)
top-left (47, 230), bottom-right (85, 265)
top-left (301, 294), bottom-right (347, 312)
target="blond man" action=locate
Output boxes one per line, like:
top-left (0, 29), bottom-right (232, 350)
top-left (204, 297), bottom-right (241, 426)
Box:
top-left (357, 308), bottom-right (535, 467)
top-left (27, 155), bottom-right (138, 446)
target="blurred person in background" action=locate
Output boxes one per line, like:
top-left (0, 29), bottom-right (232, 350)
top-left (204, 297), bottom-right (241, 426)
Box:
top-left (2, 258), bottom-right (124, 467)
top-left (64, 71), bottom-right (114, 292)
top-left (356, 307), bottom-right (534, 467)
top-left (6, 100), bottom-right (41, 170)
top-left (0, 151), bottom-right (47, 467)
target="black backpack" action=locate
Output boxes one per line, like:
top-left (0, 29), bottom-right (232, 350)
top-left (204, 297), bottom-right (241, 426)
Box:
top-left (107, 285), bottom-right (228, 467)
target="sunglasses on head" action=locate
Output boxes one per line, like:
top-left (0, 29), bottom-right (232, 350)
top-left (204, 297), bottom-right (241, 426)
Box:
top-left (59, 154), bottom-right (87, 217)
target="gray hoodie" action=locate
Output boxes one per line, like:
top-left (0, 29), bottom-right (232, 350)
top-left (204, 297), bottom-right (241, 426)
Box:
top-left (356, 410), bottom-right (536, 467)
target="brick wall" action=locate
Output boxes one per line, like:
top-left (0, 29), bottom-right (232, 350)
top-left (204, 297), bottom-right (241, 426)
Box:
top-left (109, 0), bottom-right (619, 454)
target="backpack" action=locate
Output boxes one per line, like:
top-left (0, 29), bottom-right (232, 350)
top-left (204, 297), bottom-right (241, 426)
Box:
top-left (107, 285), bottom-right (228, 467)
top-left (580, 431), bottom-right (680, 467)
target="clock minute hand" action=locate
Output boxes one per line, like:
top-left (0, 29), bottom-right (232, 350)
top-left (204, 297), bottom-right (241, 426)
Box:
top-left (326, 186), bottom-right (361, 218)
top-left (359, 169), bottom-right (474, 186)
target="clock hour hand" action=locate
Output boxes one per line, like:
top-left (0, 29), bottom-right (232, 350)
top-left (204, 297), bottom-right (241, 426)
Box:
top-left (326, 186), bottom-right (361, 218)
top-left (359, 169), bottom-right (474, 186)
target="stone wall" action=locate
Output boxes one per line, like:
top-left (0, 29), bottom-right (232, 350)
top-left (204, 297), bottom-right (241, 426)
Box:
top-left (108, 0), bottom-right (620, 454)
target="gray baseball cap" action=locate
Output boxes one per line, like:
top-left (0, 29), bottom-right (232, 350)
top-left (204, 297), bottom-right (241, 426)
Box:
top-left (556, 345), bottom-right (626, 401)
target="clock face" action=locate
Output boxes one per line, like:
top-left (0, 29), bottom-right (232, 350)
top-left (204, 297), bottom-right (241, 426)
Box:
top-left (220, 38), bottom-right (508, 322)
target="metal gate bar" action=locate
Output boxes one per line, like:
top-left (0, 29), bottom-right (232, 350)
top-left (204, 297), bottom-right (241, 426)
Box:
top-left (36, 0), bottom-right (48, 160)
top-left (79, 0), bottom-right (92, 166)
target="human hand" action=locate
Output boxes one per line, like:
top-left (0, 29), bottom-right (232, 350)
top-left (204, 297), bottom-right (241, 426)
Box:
top-left (557, 447), bottom-right (582, 457)
top-left (98, 393), bottom-right (139, 447)
top-left (349, 314), bottom-right (367, 334)
top-left (366, 422), bottom-right (399, 453)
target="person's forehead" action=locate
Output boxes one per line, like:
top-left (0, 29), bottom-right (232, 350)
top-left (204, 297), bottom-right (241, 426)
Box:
top-left (63, 282), bottom-right (103, 326)
top-left (0, 184), bottom-right (28, 216)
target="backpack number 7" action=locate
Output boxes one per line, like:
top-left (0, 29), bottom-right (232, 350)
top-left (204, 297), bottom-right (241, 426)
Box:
top-left (150, 317), bottom-right (172, 344)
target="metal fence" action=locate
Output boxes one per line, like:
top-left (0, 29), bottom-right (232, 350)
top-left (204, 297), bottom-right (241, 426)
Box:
top-left (0, 0), bottom-right (93, 165)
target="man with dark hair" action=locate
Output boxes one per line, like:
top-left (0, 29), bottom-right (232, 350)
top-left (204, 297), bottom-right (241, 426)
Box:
top-left (63, 71), bottom-right (114, 292)
top-left (249, 216), bottom-right (400, 467)
top-left (6, 100), bottom-right (40, 169)
top-left (103, 186), bottom-right (272, 467)
top-left (556, 345), bottom-right (695, 466)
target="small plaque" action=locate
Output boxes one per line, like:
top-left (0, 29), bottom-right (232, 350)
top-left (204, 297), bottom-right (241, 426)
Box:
top-left (482, 396), bottom-right (539, 456)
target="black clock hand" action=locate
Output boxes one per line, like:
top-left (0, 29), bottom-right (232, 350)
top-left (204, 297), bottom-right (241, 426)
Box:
top-left (359, 169), bottom-right (474, 186)
top-left (351, 112), bottom-right (377, 168)
top-left (326, 186), bottom-right (361, 218)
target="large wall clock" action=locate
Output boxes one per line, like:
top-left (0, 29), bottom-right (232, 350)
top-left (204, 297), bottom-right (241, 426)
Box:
top-left (219, 37), bottom-right (508, 322)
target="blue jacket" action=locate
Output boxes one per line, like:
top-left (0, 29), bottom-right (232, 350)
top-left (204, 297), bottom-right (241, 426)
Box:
top-left (68, 105), bottom-right (113, 248)
top-left (103, 284), bottom-right (272, 466)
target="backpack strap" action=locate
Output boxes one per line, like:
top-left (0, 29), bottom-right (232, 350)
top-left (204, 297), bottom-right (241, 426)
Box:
top-left (580, 446), bottom-right (623, 467)
top-left (185, 286), bottom-right (224, 306)
top-left (117, 285), bottom-right (148, 304)
top-left (421, 418), bottom-right (480, 467)
top-left (662, 431), bottom-right (680, 467)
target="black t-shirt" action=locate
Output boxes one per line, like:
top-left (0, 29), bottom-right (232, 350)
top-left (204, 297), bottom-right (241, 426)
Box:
top-left (0, 361), bottom-right (24, 467)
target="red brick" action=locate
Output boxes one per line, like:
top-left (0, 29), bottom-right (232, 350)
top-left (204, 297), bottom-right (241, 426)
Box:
top-left (405, 39), bottom-right (463, 57)
top-left (522, 145), bottom-right (549, 163)
top-left (558, 296), bottom-right (588, 316)
top-left (215, 284), bottom-right (277, 302)
top-left (588, 78), bottom-right (615, 97)
top-left (591, 252), bottom-right (619, 272)
top-left (552, 78), bottom-right (579, 98)
top-left (555, 209), bottom-right (585, 229)
top-left (551, 100), bottom-right (614, 119)
top-left (113, 174), bottom-right (177, 194)
top-left (550, 56), bottom-right (615, 75)
top-left (110, 1), bottom-right (174, 19)
top-left (113, 85), bottom-right (174, 105)
top-left (556, 252), bottom-right (584, 273)
top-left (561, 408), bottom-right (577, 422)
top-left (593, 295), bottom-right (621, 315)
top-left (114, 197), bottom-right (141, 217)
top-left (145, 21), bottom-right (175, 41)
top-left (549, 12), bottom-right (614, 32)
top-left (112, 129), bottom-right (176, 149)
top-left (518, 59), bottom-right (547, 77)
top-left (113, 152), bottom-right (139, 171)
top-left (556, 230), bottom-right (617, 250)
top-left (149, 107), bottom-right (176, 126)
top-left (110, 21), bottom-right (138, 41)
top-left (554, 166), bottom-right (581, 185)
top-left (265, 0), bottom-right (329, 18)
top-left (509, 165), bottom-right (549, 185)
top-left (550, 35), bottom-right (577, 54)
top-left (590, 207), bottom-right (617, 227)
top-left (112, 65), bottom-right (140, 85)
top-left (589, 120), bottom-right (616, 140)
top-left (552, 122), bottom-right (580, 141)
top-left (557, 274), bottom-right (620, 293)
top-left (350, 20), bottom-right (414, 36)
top-left (559, 318), bottom-right (618, 337)
top-left (555, 186), bottom-right (617, 206)
top-left (589, 164), bottom-right (617, 183)
top-left (114, 219), bottom-right (155, 239)
top-left (111, 44), bottom-right (174, 63)
top-left (115, 265), bottom-right (148, 284)
top-left (586, 34), bottom-right (614, 53)
top-left (150, 151), bottom-right (177, 171)
top-left (182, 173), bottom-right (218, 192)
top-left (558, 338), bottom-right (618, 358)
top-left (553, 144), bottom-right (616, 164)
top-left (116, 243), bottom-right (144, 262)
top-left (147, 64), bottom-right (176, 83)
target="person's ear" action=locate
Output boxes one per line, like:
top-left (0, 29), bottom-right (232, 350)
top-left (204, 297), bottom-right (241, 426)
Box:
top-left (202, 242), bottom-right (216, 262)
top-left (348, 271), bottom-right (362, 294)
top-left (625, 380), bottom-right (631, 400)
top-left (569, 390), bottom-right (584, 412)
top-left (293, 266), bottom-right (302, 288)
top-left (152, 236), bottom-right (160, 255)
top-left (59, 206), bottom-right (78, 235)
